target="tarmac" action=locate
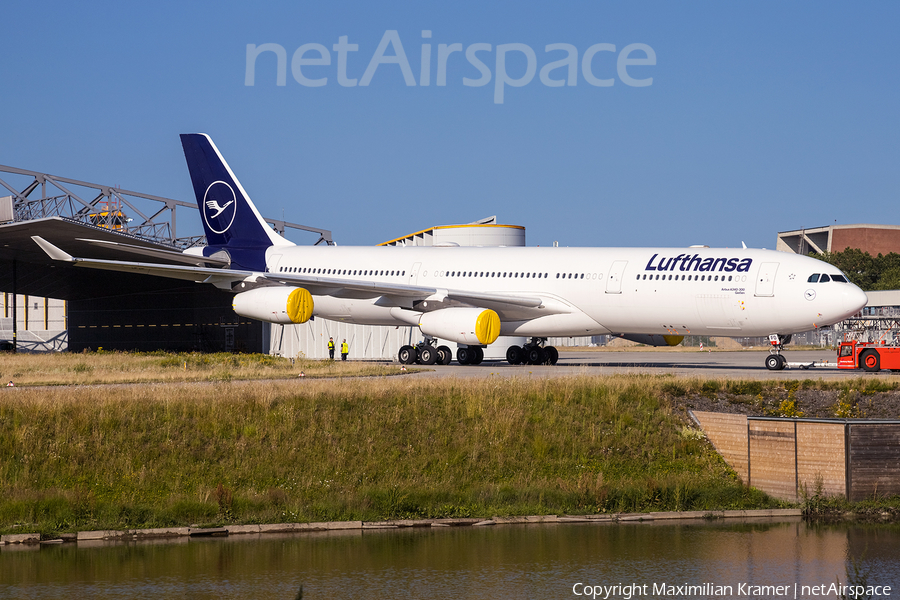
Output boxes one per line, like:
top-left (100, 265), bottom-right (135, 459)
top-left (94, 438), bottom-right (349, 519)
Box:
top-left (409, 349), bottom-right (890, 380)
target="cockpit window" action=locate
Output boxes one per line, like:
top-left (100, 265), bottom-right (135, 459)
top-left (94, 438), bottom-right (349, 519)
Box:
top-left (808, 273), bottom-right (847, 283)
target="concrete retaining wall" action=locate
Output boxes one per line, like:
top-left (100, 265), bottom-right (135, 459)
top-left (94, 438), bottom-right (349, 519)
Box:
top-left (693, 411), bottom-right (900, 502)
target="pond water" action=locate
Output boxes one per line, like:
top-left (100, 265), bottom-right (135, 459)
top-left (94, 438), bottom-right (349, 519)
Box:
top-left (1, 518), bottom-right (898, 599)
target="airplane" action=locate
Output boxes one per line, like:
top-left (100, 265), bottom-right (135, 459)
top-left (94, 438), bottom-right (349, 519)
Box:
top-left (31, 133), bottom-right (869, 370)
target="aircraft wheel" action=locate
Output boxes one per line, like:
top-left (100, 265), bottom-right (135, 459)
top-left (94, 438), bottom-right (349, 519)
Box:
top-left (765, 354), bottom-right (782, 371)
top-left (506, 345), bottom-right (523, 365)
top-left (457, 347), bottom-right (473, 365)
top-left (861, 350), bottom-right (881, 372)
top-left (436, 345), bottom-right (453, 365)
top-left (525, 346), bottom-right (543, 365)
top-left (545, 346), bottom-right (559, 365)
top-left (418, 345), bottom-right (438, 365)
top-left (472, 347), bottom-right (484, 365)
top-left (399, 345), bottom-right (416, 365)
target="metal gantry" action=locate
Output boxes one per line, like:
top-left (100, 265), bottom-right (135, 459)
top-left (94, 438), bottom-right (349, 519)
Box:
top-left (0, 164), bottom-right (333, 248)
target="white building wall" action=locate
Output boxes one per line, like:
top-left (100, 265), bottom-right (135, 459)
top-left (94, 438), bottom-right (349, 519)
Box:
top-left (270, 318), bottom-right (418, 360)
top-left (0, 293), bottom-right (68, 351)
top-left (271, 318), bottom-right (522, 362)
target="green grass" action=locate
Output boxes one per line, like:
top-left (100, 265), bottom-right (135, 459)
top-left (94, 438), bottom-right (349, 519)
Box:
top-left (0, 373), bottom-right (781, 536)
top-left (0, 350), bottom-right (406, 386)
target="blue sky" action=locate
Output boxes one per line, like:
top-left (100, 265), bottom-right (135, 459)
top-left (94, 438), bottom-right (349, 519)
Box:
top-left (2, 1), bottom-right (898, 249)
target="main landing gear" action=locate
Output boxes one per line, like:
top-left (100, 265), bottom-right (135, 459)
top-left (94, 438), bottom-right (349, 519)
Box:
top-left (399, 339), bottom-right (453, 366)
top-left (456, 346), bottom-right (484, 365)
top-left (764, 334), bottom-right (792, 371)
top-left (506, 338), bottom-right (559, 366)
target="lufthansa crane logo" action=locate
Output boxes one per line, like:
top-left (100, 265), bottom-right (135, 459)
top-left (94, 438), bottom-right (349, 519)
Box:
top-left (202, 181), bottom-right (237, 235)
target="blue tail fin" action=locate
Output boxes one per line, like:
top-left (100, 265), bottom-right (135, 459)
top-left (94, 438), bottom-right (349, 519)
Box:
top-left (180, 134), bottom-right (291, 261)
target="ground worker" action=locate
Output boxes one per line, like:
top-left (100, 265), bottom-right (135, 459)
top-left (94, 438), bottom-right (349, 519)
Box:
top-left (328, 337), bottom-right (335, 360)
top-left (341, 339), bottom-right (349, 361)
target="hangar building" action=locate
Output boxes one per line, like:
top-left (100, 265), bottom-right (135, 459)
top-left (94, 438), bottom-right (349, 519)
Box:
top-left (777, 224), bottom-right (900, 256)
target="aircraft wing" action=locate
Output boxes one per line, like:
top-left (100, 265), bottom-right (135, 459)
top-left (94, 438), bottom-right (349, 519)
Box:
top-left (32, 236), bottom-right (252, 288)
top-left (32, 236), bottom-right (549, 315)
top-left (264, 271), bottom-right (543, 308)
top-left (75, 238), bottom-right (231, 267)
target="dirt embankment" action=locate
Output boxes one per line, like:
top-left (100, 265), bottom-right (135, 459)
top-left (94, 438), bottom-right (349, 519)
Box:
top-left (667, 385), bottom-right (900, 420)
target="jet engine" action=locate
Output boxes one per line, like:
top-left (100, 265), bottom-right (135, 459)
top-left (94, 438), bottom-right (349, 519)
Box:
top-left (232, 286), bottom-right (314, 324)
top-left (418, 307), bottom-right (501, 346)
top-left (615, 334), bottom-right (684, 347)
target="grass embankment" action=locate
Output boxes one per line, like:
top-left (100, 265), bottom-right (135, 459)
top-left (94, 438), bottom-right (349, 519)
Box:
top-left (0, 351), bottom-right (401, 386)
top-left (0, 374), bottom-right (778, 536)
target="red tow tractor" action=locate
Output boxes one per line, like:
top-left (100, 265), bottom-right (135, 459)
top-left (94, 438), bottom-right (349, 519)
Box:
top-left (837, 340), bottom-right (900, 372)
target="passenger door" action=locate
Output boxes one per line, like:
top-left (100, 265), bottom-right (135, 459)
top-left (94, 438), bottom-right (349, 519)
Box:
top-left (408, 262), bottom-right (421, 286)
top-left (754, 262), bottom-right (779, 297)
top-left (606, 260), bottom-right (627, 294)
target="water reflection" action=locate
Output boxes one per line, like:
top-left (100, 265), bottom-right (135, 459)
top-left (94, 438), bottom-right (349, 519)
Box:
top-left (1, 519), bottom-right (898, 599)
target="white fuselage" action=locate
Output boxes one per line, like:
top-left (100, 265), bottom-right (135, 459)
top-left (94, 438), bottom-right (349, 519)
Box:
top-left (263, 244), bottom-right (868, 339)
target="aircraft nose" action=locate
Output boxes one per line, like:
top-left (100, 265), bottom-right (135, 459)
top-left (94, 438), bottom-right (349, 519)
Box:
top-left (843, 285), bottom-right (868, 315)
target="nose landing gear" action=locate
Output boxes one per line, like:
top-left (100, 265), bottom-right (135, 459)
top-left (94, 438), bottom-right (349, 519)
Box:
top-left (764, 334), bottom-right (791, 371)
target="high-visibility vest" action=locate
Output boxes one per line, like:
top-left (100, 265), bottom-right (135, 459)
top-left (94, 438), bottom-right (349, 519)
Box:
top-left (341, 342), bottom-right (348, 353)
top-left (328, 340), bottom-right (334, 350)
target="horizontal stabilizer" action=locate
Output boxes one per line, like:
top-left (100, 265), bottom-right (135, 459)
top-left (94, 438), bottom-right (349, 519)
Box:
top-left (31, 236), bottom-right (75, 262)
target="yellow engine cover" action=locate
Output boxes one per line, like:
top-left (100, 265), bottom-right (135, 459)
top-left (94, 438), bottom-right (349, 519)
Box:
top-left (286, 287), bottom-right (314, 323)
top-left (663, 335), bottom-right (685, 346)
top-left (475, 309), bottom-right (501, 345)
